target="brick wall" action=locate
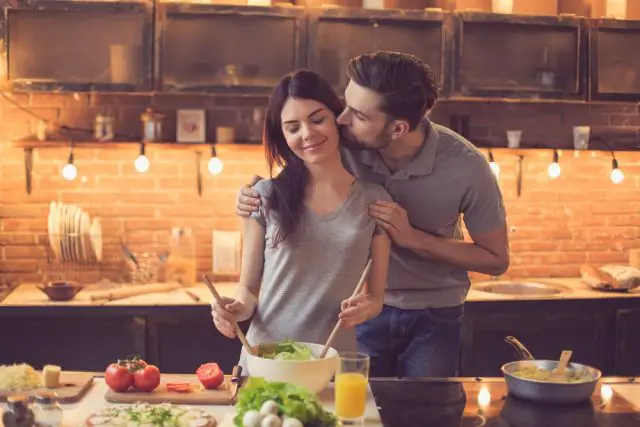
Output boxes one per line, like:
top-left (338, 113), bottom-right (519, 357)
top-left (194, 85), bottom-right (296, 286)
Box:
top-left (0, 92), bottom-right (639, 285)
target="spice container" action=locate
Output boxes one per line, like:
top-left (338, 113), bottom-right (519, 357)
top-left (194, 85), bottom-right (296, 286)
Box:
top-left (32, 391), bottom-right (63, 427)
top-left (2, 394), bottom-right (35, 427)
top-left (165, 227), bottom-right (197, 287)
top-left (140, 108), bottom-right (164, 143)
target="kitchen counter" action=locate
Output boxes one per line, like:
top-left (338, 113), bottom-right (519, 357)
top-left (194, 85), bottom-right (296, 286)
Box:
top-left (2, 278), bottom-right (640, 377)
top-left (2, 277), bottom-right (639, 308)
top-left (1, 376), bottom-right (639, 427)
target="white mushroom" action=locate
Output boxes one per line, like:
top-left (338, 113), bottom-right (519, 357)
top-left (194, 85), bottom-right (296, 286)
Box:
top-left (261, 414), bottom-right (282, 427)
top-left (242, 410), bottom-right (262, 427)
top-left (282, 417), bottom-right (303, 427)
top-left (260, 400), bottom-right (279, 417)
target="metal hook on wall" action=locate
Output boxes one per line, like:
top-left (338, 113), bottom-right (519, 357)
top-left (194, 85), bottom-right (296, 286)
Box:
top-left (23, 147), bottom-right (33, 195)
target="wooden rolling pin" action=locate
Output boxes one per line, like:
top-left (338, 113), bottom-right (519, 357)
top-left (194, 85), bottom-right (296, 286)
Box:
top-left (88, 283), bottom-right (181, 302)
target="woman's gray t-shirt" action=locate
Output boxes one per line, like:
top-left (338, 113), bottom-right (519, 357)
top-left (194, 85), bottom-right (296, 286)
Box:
top-left (239, 178), bottom-right (391, 370)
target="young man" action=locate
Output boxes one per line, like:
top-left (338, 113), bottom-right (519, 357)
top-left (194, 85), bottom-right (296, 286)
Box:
top-left (234, 51), bottom-right (510, 378)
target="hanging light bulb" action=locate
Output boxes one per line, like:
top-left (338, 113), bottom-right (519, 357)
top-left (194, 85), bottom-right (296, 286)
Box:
top-left (487, 150), bottom-right (500, 178)
top-left (61, 149), bottom-right (77, 181)
top-left (134, 142), bottom-right (150, 173)
top-left (548, 149), bottom-right (561, 179)
top-left (208, 144), bottom-right (223, 175)
top-left (611, 157), bottom-right (624, 184)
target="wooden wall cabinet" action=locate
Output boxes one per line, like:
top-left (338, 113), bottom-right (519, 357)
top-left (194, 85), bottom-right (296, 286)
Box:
top-left (1, 0), bottom-right (153, 92)
top-left (156, 3), bottom-right (306, 92)
top-left (589, 19), bottom-right (640, 101)
top-left (307, 8), bottom-right (452, 95)
top-left (453, 12), bottom-right (587, 100)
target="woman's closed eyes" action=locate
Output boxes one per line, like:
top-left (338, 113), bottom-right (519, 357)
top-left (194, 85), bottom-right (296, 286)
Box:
top-left (283, 115), bottom-right (328, 135)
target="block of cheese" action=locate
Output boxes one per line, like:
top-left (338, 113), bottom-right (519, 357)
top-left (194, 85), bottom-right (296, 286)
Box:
top-left (42, 365), bottom-right (61, 388)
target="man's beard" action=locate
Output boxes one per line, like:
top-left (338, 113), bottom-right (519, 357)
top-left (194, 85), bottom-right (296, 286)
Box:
top-left (339, 126), bottom-right (392, 151)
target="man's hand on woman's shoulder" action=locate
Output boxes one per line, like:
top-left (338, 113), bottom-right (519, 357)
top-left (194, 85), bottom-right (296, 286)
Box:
top-left (236, 175), bottom-right (263, 217)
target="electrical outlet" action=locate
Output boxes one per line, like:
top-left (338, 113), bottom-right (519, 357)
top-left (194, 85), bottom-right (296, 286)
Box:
top-left (212, 230), bottom-right (241, 275)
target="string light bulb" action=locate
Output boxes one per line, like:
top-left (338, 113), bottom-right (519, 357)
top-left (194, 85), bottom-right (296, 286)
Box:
top-left (208, 144), bottom-right (223, 175)
top-left (134, 143), bottom-right (150, 173)
top-left (548, 149), bottom-right (561, 179)
top-left (487, 150), bottom-right (500, 178)
top-left (611, 158), bottom-right (624, 184)
top-left (61, 149), bottom-right (77, 181)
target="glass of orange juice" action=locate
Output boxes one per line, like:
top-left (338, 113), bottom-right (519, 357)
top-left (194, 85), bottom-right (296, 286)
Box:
top-left (335, 352), bottom-right (369, 425)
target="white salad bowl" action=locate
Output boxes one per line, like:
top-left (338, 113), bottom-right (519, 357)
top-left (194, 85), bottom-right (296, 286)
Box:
top-left (245, 342), bottom-right (339, 394)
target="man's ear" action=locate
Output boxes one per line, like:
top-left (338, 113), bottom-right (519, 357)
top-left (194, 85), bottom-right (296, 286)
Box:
top-left (390, 120), bottom-right (410, 140)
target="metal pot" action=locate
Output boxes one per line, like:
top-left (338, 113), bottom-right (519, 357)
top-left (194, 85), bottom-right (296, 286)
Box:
top-left (501, 336), bottom-right (602, 404)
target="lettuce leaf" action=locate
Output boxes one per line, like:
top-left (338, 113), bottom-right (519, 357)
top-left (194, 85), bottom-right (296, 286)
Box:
top-left (233, 377), bottom-right (336, 427)
top-left (258, 340), bottom-right (314, 361)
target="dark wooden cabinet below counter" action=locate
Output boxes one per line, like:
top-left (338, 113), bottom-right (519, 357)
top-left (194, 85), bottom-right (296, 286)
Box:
top-left (1, 297), bottom-right (639, 376)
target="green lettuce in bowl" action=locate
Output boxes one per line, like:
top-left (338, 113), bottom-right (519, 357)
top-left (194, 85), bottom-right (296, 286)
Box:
top-left (258, 340), bottom-right (314, 361)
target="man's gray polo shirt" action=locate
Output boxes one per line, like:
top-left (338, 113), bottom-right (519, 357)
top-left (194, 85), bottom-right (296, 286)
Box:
top-left (341, 119), bottom-right (507, 309)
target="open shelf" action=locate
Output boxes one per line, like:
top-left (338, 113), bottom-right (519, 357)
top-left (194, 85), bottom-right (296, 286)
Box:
top-left (12, 140), bottom-right (262, 151)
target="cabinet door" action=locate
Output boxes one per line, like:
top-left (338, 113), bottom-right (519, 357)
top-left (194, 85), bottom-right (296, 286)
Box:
top-left (3, 0), bottom-right (153, 92)
top-left (158, 4), bottom-right (305, 92)
top-left (615, 308), bottom-right (640, 376)
top-left (460, 309), bottom-right (608, 377)
top-left (454, 12), bottom-right (587, 100)
top-left (307, 9), bottom-right (451, 95)
top-left (590, 20), bottom-right (640, 102)
top-left (0, 316), bottom-right (146, 371)
top-left (147, 314), bottom-right (249, 374)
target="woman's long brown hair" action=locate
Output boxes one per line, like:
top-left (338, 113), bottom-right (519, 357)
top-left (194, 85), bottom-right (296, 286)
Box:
top-left (263, 70), bottom-right (344, 247)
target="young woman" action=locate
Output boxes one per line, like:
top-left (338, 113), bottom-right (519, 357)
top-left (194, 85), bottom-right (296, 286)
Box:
top-left (211, 70), bottom-right (391, 368)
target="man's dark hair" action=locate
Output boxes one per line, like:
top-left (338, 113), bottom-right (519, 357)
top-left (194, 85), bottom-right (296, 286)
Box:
top-left (345, 51), bottom-right (439, 131)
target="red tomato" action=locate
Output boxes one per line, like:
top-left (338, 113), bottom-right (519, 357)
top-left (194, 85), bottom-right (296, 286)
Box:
top-left (196, 363), bottom-right (224, 390)
top-left (105, 363), bottom-right (133, 392)
top-left (133, 365), bottom-right (161, 392)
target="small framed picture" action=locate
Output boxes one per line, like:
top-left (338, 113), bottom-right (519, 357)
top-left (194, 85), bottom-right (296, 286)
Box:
top-left (177, 109), bottom-right (206, 143)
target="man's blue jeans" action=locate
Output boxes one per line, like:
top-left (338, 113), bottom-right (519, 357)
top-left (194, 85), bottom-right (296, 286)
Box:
top-left (356, 304), bottom-right (464, 378)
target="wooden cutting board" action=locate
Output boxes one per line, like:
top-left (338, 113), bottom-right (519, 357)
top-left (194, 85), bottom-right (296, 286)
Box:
top-left (0, 371), bottom-right (94, 403)
top-left (104, 375), bottom-right (235, 405)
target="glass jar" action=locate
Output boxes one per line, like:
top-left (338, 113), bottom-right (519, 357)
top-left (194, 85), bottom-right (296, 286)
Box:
top-left (165, 227), bottom-right (197, 287)
top-left (33, 391), bottom-right (63, 427)
top-left (3, 394), bottom-right (35, 427)
top-left (94, 114), bottom-right (115, 142)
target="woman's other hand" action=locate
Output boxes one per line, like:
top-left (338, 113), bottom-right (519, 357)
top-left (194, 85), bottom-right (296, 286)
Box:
top-left (339, 292), bottom-right (381, 328)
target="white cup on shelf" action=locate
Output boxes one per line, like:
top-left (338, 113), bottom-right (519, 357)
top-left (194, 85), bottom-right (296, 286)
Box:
top-left (506, 130), bottom-right (522, 148)
top-left (573, 126), bottom-right (590, 150)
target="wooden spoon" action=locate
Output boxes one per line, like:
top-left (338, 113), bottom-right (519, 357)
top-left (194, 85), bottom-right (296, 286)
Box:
top-left (319, 259), bottom-right (372, 359)
top-left (202, 274), bottom-right (255, 356)
top-left (550, 349), bottom-right (573, 382)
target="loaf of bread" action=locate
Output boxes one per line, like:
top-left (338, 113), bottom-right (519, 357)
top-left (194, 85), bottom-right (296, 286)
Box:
top-left (581, 264), bottom-right (640, 291)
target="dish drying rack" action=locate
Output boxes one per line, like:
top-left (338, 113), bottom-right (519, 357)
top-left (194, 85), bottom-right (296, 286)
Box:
top-left (38, 232), bottom-right (127, 286)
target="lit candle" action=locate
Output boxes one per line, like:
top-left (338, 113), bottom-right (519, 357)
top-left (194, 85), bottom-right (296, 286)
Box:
top-left (601, 384), bottom-right (613, 404)
top-left (477, 386), bottom-right (491, 410)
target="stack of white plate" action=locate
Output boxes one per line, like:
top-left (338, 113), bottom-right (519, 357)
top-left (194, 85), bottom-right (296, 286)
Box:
top-left (47, 201), bottom-right (103, 262)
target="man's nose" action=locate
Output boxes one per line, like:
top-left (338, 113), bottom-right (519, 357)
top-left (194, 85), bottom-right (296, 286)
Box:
top-left (336, 110), bottom-right (349, 125)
